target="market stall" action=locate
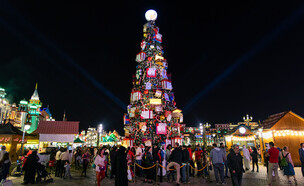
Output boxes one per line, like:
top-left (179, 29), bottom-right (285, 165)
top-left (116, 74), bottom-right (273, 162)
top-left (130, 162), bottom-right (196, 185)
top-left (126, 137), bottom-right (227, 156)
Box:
top-left (35, 121), bottom-right (79, 153)
top-left (225, 124), bottom-right (259, 150)
top-left (73, 137), bottom-right (85, 148)
top-left (101, 130), bottom-right (121, 146)
top-left (261, 111), bottom-right (304, 166)
top-left (0, 122), bottom-right (38, 161)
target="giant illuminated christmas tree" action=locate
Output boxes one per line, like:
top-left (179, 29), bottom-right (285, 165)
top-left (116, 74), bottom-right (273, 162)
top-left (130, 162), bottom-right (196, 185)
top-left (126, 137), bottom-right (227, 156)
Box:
top-left (124, 10), bottom-right (184, 146)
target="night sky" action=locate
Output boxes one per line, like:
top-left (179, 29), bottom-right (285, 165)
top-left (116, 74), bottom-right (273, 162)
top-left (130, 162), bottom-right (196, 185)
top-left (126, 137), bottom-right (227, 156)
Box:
top-left (1, 1), bottom-right (304, 134)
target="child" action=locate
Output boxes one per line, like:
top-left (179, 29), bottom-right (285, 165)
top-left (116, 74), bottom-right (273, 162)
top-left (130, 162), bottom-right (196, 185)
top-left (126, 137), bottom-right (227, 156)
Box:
top-left (64, 161), bottom-right (71, 179)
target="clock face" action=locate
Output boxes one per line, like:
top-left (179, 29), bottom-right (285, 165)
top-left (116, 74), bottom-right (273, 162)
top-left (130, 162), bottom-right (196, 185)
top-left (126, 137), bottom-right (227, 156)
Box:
top-left (239, 127), bottom-right (246, 134)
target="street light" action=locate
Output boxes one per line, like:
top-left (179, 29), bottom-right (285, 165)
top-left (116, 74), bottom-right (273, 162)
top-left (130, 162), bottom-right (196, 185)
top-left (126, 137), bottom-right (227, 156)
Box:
top-left (97, 124), bottom-right (103, 147)
top-left (20, 123), bottom-right (30, 158)
top-left (199, 123), bottom-right (203, 145)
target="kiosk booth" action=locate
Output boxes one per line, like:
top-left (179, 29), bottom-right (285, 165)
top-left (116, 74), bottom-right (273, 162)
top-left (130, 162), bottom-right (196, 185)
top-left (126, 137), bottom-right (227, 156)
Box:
top-left (225, 124), bottom-right (259, 150)
top-left (35, 121), bottom-right (79, 153)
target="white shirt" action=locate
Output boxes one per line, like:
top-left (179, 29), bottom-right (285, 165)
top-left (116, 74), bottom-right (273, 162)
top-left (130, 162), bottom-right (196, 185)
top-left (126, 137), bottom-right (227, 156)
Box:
top-left (60, 151), bottom-right (70, 161)
top-left (56, 151), bottom-right (62, 160)
top-left (94, 155), bottom-right (105, 172)
top-left (135, 147), bottom-right (142, 160)
top-left (243, 148), bottom-right (250, 160)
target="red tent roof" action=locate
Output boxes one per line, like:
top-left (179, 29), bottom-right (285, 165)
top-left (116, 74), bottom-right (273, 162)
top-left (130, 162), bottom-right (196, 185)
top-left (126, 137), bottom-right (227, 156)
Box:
top-left (35, 121), bottom-right (79, 134)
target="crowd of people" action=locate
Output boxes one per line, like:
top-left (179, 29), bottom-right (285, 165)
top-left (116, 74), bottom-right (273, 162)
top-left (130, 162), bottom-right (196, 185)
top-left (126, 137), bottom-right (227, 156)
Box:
top-left (0, 141), bottom-right (303, 185)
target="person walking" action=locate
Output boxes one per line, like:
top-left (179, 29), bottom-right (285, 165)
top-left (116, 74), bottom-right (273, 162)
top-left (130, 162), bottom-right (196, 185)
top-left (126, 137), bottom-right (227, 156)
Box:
top-left (142, 147), bottom-right (154, 184)
top-left (181, 145), bottom-right (190, 183)
top-left (64, 161), bottom-right (71, 179)
top-left (227, 144), bottom-right (244, 186)
top-left (266, 141), bottom-right (279, 186)
top-left (281, 146), bottom-right (297, 184)
top-left (95, 149), bottom-right (106, 186)
top-left (60, 148), bottom-right (70, 178)
top-left (220, 143), bottom-right (229, 178)
top-left (23, 150), bottom-right (39, 184)
top-left (160, 144), bottom-right (167, 179)
top-left (55, 148), bottom-right (62, 177)
top-left (210, 143), bottom-right (226, 185)
top-left (103, 147), bottom-right (110, 177)
top-left (187, 145), bottom-right (194, 177)
top-left (264, 150), bottom-right (269, 173)
top-left (201, 146), bottom-right (211, 182)
top-left (153, 146), bottom-right (163, 182)
top-left (74, 148), bottom-right (82, 169)
top-left (298, 143), bottom-right (304, 177)
top-left (82, 149), bottom-right (90, 177)
top-left (166, 145), bottom-right (175, 182)
top-left (134, 144), bottom-right (143, 177)
top-left (242, 145), bottom-right (250, 171)
top-left (110, 146), bottom-right (117, 179)
top-left (0, 152), bottom-right (11, 182)
top-left (0, 146), bottom-right (8, 161)
top-left (115, 146), bottom-right (128, 186)
top-left (167, 143), bottom-right (183, 185)
top-left (250, 147), bottom-right (259, 172)
top-left (195, 145), bottom-right (203, 176)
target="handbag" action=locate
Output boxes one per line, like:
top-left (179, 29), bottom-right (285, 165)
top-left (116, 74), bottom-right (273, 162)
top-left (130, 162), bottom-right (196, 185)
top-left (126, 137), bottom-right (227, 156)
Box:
top-left (280, 153), bottom-right (289, 167)
top-left (127, 167), bottom-right (132, 181)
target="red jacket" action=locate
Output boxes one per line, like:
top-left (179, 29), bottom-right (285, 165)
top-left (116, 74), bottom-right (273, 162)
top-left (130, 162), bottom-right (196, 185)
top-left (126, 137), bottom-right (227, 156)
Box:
top-left (187, 147), bottom-right (193, 160)
top-left (195, 149), bottom-right (203, 161)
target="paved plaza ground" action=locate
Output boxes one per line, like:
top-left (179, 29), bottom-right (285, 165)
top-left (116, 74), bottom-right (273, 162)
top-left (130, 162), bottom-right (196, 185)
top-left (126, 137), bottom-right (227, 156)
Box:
top-left (9, 164), bottom-right (303, 185)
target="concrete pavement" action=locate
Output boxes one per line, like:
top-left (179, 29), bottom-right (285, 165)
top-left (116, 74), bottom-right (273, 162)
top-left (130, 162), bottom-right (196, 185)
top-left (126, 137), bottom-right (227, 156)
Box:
top-left (8, 164), bottom-right (304, 185)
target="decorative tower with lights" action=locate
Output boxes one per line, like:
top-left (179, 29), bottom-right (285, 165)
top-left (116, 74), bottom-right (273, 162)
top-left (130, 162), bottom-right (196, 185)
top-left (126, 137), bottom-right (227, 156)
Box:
top-left (28, 83), bottom-right (42, 133)
top-left (123, 10), bottom-right (184, 146)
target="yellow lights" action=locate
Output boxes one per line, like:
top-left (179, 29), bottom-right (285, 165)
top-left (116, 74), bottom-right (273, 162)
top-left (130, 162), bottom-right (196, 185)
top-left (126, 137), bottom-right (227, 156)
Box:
top-left (172, 109), bottom-right (182, 113)
top-left (225, 136), bottom-right (232, 142)
top-left (149, 98), bottom-right (162, 105)
top-left (273, 130), bottom-right (304, 137)
top-left (262, 131), bottom-right (273, 139)
top-left (155, 55), bottom-right (164, 61)
top-left (232, 136), bottom-right (255, 141)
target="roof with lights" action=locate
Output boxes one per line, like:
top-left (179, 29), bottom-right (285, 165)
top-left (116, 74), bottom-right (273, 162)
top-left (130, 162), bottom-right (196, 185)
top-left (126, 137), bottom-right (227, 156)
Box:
top-left (262, 111), bottom-right (304, 130)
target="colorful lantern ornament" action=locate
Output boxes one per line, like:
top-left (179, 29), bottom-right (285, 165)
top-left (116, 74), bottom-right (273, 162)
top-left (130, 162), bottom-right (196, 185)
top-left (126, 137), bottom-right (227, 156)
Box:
top-left (136, 51), bottom-right (146, 62)
top-left (147, 68), bottom-right (157, 77)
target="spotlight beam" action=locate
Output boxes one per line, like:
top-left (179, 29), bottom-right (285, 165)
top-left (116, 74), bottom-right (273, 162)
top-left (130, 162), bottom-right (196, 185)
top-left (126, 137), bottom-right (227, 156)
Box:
top-left (183, 3), bottom-right (304, 113)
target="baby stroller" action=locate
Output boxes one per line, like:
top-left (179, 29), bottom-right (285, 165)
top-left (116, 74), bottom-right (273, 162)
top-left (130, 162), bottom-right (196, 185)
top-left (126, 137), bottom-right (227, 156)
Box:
top-left (36, 162), bottom-right (53, 183)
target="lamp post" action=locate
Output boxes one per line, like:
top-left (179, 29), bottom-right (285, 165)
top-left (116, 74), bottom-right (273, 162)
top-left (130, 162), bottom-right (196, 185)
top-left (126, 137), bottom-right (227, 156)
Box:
top-left (20, 123), bottom-right (30, 158)
top-left (203, 123), bottom-right (211, 146)
top-left (258, 127), bottom-right (264, 163)
top-left (243, 114), bottom-right (253, 126)
top-left (97, 124), bottom-right (103, 147)
top-left (199, 123), bottom-right (203, 146)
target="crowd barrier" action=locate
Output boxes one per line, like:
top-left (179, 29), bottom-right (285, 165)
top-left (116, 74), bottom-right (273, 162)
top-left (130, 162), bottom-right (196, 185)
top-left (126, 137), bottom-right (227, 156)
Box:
top-left (133, 161), bottom-right (208, 184)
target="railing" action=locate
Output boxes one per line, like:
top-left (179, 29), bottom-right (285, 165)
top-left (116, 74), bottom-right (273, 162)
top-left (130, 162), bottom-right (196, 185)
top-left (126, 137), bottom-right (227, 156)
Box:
top-left (132, 161), bottom-right (208, 185)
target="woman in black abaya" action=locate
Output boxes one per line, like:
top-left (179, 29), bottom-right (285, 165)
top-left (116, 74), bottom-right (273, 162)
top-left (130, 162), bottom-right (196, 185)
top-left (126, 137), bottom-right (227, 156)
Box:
top-left (115, 146), bottom-right (128, 186)
top-left (23, 150), bottom-right (39, 184)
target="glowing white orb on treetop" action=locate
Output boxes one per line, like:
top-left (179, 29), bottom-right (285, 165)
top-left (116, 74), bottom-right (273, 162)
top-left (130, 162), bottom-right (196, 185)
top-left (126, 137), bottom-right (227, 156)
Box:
top-left (145, 9), bottom-right (157, 21)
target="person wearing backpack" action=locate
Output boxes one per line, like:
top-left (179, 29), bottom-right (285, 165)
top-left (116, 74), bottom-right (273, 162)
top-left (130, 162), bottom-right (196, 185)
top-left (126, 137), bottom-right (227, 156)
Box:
top-left (250, 147), bottom-right (259, 172)
top-left (280, 146), bottom-right (297, 184)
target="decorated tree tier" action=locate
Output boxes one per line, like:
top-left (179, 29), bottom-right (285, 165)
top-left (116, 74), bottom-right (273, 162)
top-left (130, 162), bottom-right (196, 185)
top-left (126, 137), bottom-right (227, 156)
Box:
top-left (124, 10), bottom-right (184, 146)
